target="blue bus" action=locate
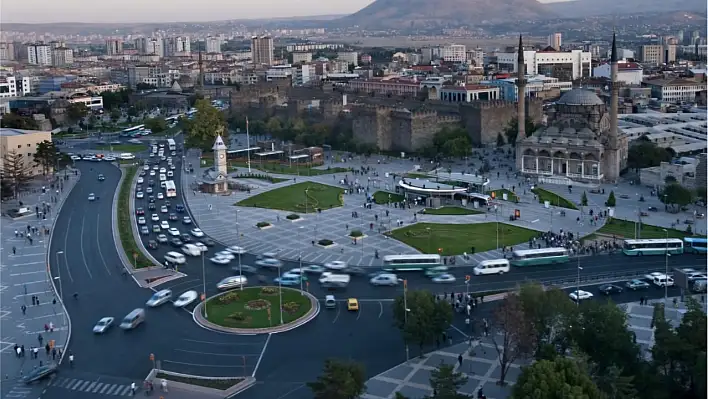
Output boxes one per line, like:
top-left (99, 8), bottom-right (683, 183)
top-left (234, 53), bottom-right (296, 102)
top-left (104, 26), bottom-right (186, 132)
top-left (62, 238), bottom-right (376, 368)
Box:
top-left (684, 237), bottom-right (707, 254)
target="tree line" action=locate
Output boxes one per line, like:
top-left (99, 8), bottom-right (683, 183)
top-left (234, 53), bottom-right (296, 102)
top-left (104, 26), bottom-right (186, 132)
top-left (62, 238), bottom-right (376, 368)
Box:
top-left (1, 140), bottom-right (59, 199)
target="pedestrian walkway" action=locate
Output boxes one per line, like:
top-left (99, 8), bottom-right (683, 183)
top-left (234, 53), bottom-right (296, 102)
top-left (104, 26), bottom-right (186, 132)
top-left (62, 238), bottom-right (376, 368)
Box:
top-left (0, 170), bottom-right (79, 399)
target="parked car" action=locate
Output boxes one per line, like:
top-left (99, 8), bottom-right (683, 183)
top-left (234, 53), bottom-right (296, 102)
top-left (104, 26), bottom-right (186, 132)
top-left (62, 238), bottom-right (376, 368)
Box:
top-left (625, 279), bottom-right (650, 290)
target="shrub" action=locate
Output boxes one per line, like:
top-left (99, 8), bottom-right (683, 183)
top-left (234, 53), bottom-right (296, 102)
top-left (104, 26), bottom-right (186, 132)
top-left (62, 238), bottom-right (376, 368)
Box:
top-left (261, 287), bottom-right (278, 295)
top-left (245, 299), bottom-right (270, 310)
top-left (218, 292), bottom-right (240, 304)
top-left (282, 302), bottom-right (300, 314)
top-left (349, 230), bottom-right (363, 237)
top-left (286, 213), bottom-right (300, 220)
top-left (318, 239), bottom-right (334, 246)
top-left (256, 222), bottom-right (271, 228)
top-left (226, 312), bottom-right (246, 321)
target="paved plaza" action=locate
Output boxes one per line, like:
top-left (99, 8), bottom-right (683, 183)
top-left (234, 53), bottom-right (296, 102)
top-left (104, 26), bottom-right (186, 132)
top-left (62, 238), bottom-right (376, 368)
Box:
top-left (0, 171), bottom-right (78, 399)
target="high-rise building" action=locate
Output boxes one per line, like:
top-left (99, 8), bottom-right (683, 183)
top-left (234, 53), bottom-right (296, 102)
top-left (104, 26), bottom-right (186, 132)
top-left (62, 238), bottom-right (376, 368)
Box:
top-left (51, 47), bottom-right (74, 66)
top-left (251, 36), bottom-right (274, 66)
top-left (0, 42), bottom-right (15, 61)
top-left (27, 43), bottom-right (52, 66)
top-left (641, 44), bottom-right (676, 65)
top-left (145, 38), bottom-right (164, 58)
top-left (548, 33), bottom-right (562, 51)
top-left (166, 36), bottom-right (191, 56)
top-left (106, 39), bottom-right (123, 56)
top-left (441, 44), bottom-right (466, 62)
top-left (205, 37), bottom-right (222, 54)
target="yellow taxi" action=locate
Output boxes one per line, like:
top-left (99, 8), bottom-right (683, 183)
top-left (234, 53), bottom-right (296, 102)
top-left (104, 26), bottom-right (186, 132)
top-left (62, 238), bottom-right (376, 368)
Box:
top-left (347, 298), bottom-right (359, 311)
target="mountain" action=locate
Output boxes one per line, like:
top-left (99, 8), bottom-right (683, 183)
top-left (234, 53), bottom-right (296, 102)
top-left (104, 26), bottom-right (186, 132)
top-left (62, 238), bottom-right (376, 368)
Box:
top-left (549, 0), bottom-right (707, 18)
top-left (336, 0), bottom-right (555, 29)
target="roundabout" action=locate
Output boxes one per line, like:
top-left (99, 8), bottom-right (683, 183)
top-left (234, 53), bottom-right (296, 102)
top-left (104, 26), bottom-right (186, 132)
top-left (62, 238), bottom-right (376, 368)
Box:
top-left (194, 287), bottom-right (320, 334)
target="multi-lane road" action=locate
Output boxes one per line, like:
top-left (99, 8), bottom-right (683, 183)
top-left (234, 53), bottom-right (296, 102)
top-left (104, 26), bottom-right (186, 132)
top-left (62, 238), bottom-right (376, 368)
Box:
top-left (40, 141), bottom-right (706, 399)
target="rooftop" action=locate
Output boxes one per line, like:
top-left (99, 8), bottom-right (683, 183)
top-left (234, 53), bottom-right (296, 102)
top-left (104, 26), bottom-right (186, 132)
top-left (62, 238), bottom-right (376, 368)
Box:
top-left (0, 128), bottom-right (49, 136)
top-left (557, 89), bottom-right (605, 106)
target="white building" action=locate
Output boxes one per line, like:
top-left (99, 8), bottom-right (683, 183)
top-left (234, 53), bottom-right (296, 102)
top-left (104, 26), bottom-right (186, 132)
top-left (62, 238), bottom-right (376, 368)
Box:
top-left (51, 47), bottom-right (74, 66)
top-left (292, 52), bottom-right (312, 64)
top-left (0, 76), bottom-right (31, 98)
top-left (105, 39), bottom-right (123, 56)
top-left (266, 64), bottom-right (293, 83)
top-left (145, 39), bottom-right (164, 58)
top-left (497, 49), bottom-right (592, 81)
top-left (593, 61), bottom-right (643, 85)
top-left (337, 51), bottom-right (358, 66)
top-left (205, 37), bottom-right (222, 54)
top-left (165, 36), bottom-right (191, 56)
top-left (67, 96), bottom-right (103, 111)
top-left (27, 43), bottom-right (52, 66)
top-left (547, 33), bottom-right (562, 51)
top-left (466, 48), bottom-right (484, 68)
top-left (643, 78), bottom-right (707, 104)
top-left (442, 44), bottom-right (466, 62)
top-left (481, 74), bottom-right (572, 101)
top-left (439, 84), bottom-right (500, 102)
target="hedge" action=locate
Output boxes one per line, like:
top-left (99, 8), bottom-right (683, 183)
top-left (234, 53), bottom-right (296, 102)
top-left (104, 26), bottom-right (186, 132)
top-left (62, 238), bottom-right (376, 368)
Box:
top-left (117, 166), bottom-right (153, 269)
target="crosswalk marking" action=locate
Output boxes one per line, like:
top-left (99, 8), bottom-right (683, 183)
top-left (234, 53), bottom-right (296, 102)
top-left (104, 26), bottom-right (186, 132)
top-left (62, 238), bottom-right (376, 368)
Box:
top-left (78, 381), bottom-right (91, 390)
top-left (118, 386), bottom-right (132, 395)
top-left (99, 383), bottom-right (110, 394)
top-left (86, 382), bottom-right (97, 392)
top-left (105, 384), bottom-right (118, 395)
top-left (91, 382), bottom-right (104, 393)
top-left (69, 380), bottom-right (83, 390)
top-left (48, 377), bottom-right (132, 396)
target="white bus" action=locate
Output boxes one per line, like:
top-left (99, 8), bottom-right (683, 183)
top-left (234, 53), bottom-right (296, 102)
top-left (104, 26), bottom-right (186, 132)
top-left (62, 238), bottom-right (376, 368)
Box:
top-left (167, 139), bottom-right (176, 151)
top-left (622, 239), bottom-right (684, 256)
top-left (383, 254), bottom-right (442, 271)
top-left (165, 180), bottom-right (177, 198)
top-left (510, 248), bottom-right (569, 267)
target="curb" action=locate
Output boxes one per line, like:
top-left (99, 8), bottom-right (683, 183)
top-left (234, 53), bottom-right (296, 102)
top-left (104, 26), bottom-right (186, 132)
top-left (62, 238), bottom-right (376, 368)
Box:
top-left (46, 168), bottom-right (81, 365)
top-left (145, 369), bottom-right (256, 399)
top-left (192, 287), bottom-right (321, 335)
top-left (128, 165), bottom-right (163, 268)
top-left (112, 167), bottom-right (143, 286)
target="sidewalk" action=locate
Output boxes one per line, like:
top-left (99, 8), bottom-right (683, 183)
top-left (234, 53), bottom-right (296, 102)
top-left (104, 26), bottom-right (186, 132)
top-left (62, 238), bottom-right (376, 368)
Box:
top-left (0, 170), bottom-right (79, 395)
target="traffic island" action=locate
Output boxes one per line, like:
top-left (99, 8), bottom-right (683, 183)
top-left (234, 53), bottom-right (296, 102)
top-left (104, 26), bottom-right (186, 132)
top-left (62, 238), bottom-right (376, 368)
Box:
top-left (286, 213), bottom-right (303, 222)
top-left (145, 369), bottom-right (255, 398)
top-left (315, 239), bottom-right (337, 249)
top-left (193, 286), bottom-right (320, 335)
top-left (348, 230), bottom-right (367, 241)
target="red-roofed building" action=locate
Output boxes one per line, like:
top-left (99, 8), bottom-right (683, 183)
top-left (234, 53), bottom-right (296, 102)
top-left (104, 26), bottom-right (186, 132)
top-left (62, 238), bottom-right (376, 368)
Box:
top-left (593, 61), bottom-right (643, 85)
top-left (439, 84), bottom-right (500, 102)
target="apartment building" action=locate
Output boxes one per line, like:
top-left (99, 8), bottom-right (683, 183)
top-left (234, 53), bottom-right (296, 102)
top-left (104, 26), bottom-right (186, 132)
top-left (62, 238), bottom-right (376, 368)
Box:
top-left (0, 42), bottom-right (15, 61)
top-left (106, 39), bottom-right (123, 55)
top-left (466, 48), bottom-right (485, 68)
top-left (442, 44), bottom-right (466, 62)
top-left (292, 52), bottom-right (313, 64)
top-left (643, 78), bottom-right (706, 103)
top-left (165, 36), bottom-right (191, 56)
top-left (27, 43), bottom-right (52, 66)
top-left (251, 36), bottom-right (274, 66)
top-left (135, 38), bottom-right (164, 58)
top-left (641, 44), bottom-right (677, 65)
top-left (547, 33), bottom-right (562, 51)
top-left (0, 76), bottom-right (31, 98)
top-left (51, 47), bottom-right (74, 66)
top-left (0, 128), bottom-right (52, 177)
top-left (593, 61), bottom-right (643, 85)
top-left (497, 48), bottom-right (592, 81)
top-left (337, 51), bottom-right (359, 66)
top-left (205, 37), bottom-right (222, 54)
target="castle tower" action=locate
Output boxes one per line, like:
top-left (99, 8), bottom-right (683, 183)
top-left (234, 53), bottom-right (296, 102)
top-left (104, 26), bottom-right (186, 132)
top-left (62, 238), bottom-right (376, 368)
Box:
top-left (605, 32), bottom-right (621, 182)
top-left (515, 35), bottom-right (527, 139)
top-left (212, 135), bottom-right (228, 178)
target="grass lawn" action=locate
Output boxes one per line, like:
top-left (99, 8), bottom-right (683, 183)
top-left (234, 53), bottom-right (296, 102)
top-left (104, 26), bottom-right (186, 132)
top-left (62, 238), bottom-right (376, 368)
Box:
top-left (596, 218), bottom-right (703, 239)
top-left (235, 173), bottom-right (288, 183)
top-left (406, 173), bottom-right (432, 179)
top-left (421, 207), bottom-right (484, 215)
top-left (96, 143), bottom-right (146, 152)
top-left (531, 187), bottom-right (578, 210)
top-left (155, 373), bottom-right (243, 390)
top-left (373, 191), bottom-right (405, 204)
top-left (487, 189), bottom-right (519, 202)
top-left (117, 167), bottom-right (152, 268)
top-left (388, 222), bottom-right (538, 255)
top-left (200, 157), bottom-right (348, 176)
top-left (236, 182), bottom-right (343, 213)
top-left (205, 287), bottom-right (312, 329)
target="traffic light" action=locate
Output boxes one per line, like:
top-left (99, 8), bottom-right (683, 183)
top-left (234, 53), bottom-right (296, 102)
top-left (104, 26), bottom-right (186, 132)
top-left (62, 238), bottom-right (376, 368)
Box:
top-left (465, 275), bottom-right (470, 283)
top-left (438, 248), bottom-right (443, 254)
top-left (403, 279), bottom-right (407, 289)
top-left (490, 191), bottom-right (496, 199)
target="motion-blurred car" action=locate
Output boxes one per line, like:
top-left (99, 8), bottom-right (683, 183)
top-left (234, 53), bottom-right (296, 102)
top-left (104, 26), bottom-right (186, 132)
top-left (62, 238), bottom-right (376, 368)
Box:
top-left (274, 275), bottom-right (303, 286)
top-left (256, 258), bottom-right (283, 269)
top-left (432, 274), bottom-right (456, 283)
top-left (302, 265), bottom-right (326, 274)
top-left (598, 284), bottom-right (623, 295)
top-left (167, 228), bottom-right (180, 237)
top-left (226, 246), bottom-right (246, 254)
top-left (190, 228), bottom-right (204, 237)
top-left (217, 276), bottom-right (248, 290)
top-left (210, 256), bottom-right (232, 265)
top-left (231, 265), bottom-right (258, 274)
top-left (201, 238), bottom-right (215, 247)
top-left (182, 217), bottom-right (192, 224)
top-left (93, 317), bottom-right (114, 333)
top-left (569, 290), bottom-right (594, 301)
top-left (97, 174), bottom-right (105, 181)
top-left (146, 290), bottom-right (172, 307)
top-left (88, 193), bottom-right (96, 201)
top-left (23, 364), bottom-right (58, 384)
top-left (156, 234), bottom-right (169, 243)
top-left (324, 261), bottom-right (347, 270)
top-left (174, 291), bottom-right (198, 307)
top-left (147, 240), bottom-right (159, 250)
top-left (425, 266), bottom-right (449, 277)
top-left (215, 251), bottom-right (235, 261)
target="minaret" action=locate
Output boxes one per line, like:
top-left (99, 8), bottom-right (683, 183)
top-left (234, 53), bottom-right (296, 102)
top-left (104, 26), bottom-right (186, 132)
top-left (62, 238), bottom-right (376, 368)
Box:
top-left (197, 46), bottom-right (204, 91)
top-left (515, 35), bottom-right (527, 139)
top-left (606, 32), bottom-right (620, 182)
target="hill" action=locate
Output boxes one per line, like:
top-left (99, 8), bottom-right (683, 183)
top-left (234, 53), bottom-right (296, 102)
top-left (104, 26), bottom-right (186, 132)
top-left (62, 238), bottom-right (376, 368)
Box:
top-left (550, 0), bottom-right (707, 18)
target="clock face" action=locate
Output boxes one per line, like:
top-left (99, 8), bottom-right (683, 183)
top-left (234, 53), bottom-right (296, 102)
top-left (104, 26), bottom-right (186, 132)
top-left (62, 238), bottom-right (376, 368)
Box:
top-left (219, 154), bottom-right (224, 159)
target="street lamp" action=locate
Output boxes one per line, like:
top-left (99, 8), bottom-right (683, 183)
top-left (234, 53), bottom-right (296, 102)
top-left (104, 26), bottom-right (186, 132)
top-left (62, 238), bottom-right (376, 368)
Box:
top-left (298, 227), bottom-right (305, 295)
top-left (403, 279), bottom-right (410, 361)
top-left (236, 210), bottom-right (242, 290)
top-left (277, 263), bottom-right (284, 325)
top-left (201, 251), bottom-right (208, 318)
top-left (54, 251), bottom-right (67, 328)
top-left (663, 229), bottom-right (669, 301)
top-left (576, 256), bottom-right (583, 306)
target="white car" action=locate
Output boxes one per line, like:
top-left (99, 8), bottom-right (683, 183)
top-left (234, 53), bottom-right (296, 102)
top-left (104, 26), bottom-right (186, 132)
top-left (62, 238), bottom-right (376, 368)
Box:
top-left (168, 227), bottom-right (180, 237)
top-left (173, 290), bottom-right (198, 307)
top-left (160, 221), bottom-right (170, 230)
top-left (370, 273), bottom-right (399, 286)
top-left (283, 268), bottom-right (306, 278)
top-left (143, 165), bottom-right (150, 171)
top-left (216, 251), bottom-right (236, 260)
top-left (157, 193), bottom-right (164, 200)
top-left (432, 274), bottom-right (457, 284)
top-left (569, 290), bottom-right (594, 301)
top-left (88, 193), bottom-right (96, 201)
top-left (167, 171), bottom-right (174, 178)
top-left (146, 289), bottom-right (172, 307)
top-left (93, 317), bottom-right (114, 334)
top-left (210, 256), bottom-right (232, 265)
top-left (149, 170), bottom-right (156, 176)
top-left (151, 214), bottom-right (160, 222)
top-left (137, 177), bottom-right (144, 184)
top-left (137, 217), bottom-right (146, 225)
top-left (170, 164), bottom-right (176, 170)
top-left (159, 168), bottom-right (166, 174)
top-left (255, 258), bottom-right (283, 269)
top-left (226, 246), bottom-right (246, 254)
top-left (324, 261), bottom-right (347, 270)
top-left (136, 192), bottom-right (144, 199)
top-left (160, 206), bottom-right (168, 213)
top-left (152, 165), bottom-right (159, 171)
top-left (190, 228), bottom-right (205, 237)
top-left (302, 265), bottom-right (326, 274)
top-left (194, 242), bottom-right (208, 252)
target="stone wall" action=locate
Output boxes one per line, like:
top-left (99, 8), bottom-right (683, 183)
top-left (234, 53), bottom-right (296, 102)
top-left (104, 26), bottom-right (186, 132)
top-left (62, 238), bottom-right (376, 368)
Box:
top-left (460, 99), bottom-right (543, 146)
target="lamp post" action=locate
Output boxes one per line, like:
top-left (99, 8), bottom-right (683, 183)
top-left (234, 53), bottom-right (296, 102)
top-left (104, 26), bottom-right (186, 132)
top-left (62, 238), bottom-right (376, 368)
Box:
top-left (663, 229), bottom-right (669, 301)
top-left (298, 227), bottom-right (304, 294)
top-left (201, 251), bottom-right (207, 318)
top-left (277, 263), bottom-right (284, 325)
top-left (576, 257), bottom-right (583, 306)
top-left (54, 251), bottom-right (67, 328)
top-left (236, 210), bottom-right (242, 290)
top-left (403, 279), bottom-right (410, 361)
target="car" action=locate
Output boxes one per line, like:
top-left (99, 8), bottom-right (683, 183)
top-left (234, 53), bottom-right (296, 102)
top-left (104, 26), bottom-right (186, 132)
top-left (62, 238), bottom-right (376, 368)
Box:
top-left (160, 167), bottom-right (166, 173)
top-left (149, 170), bottom-right (156, 176)
top-left (161, 206), bottom-right (168, 213)
top-left (137, 177), bottom-right (144, 184)
top-left (226, 246), bottom-right (246, 254)
top-left (146, 289), bottom-right (172, 307)
top-left (648, 206), bottom-right (658, 212)
top-left (148, 180), bottom-right (155, 187)
top-left (342, 266), bottom-right (367, 276)
top-left (136, 191), bottom-right (144, 199)
top-left (194, 242), bottom-right (208, 252)
top-left (93, 317), bottom-right (114, 333)
top-left (152, 225), bottom-right (161, 233)
top-left (147, 240), bottom-right (159, 249)
top-left (274, 275), bottom-right (302, 286)
top-left (169, 213), bottom-right (178, 221)
top-left (170, 164), bottom-right (176, 170)
top-left (216, 251), bottom-right (236, 261)
top-left (432, 273), bottom-right (457, 283)
top-left (148, 195), bottom-right (155, 202)
top-left (256, 258), bottom-right (283, 269)
top-left (181, 233), bottom-right (192, 243)
top-left (687, 272), bottom-right (707, 282)
top-left (137, 217), bottom-right (146, 225)
top-left (137, 186), bottom-right (143, 193)
top-left (170, 238), bottom-right (183, 247)
top-left (217, 276), bottom-right (248, 290)
top-left (88, 193), bottom-right (96, 201)
top-left (283, 268), bottom-right (308, 279)
top-left (152, 165), bottom-right (159, 170)
top-left (201, 238), bottom-right (215, 246)
top-left (182, 217), bottom-right (192, 224)
top-left (211, 256), bottom-right (232, 265)
top-left (157, 234), bottom-right (169, 243)
top-left (232, 265), bottom-right (258, 274)
top-left (97, 174), bottom-right (105, 181)
top-left (176, 204), bottom-right (185, 213)
top-left (157, 193), bottom-right (164, 200)
top-left (167, 171), bottom-right (174, 178)
top-left (104, 156), bottom-right (116, 162)
top-left (598, 284), bottom-right (623, 295)
top-left (151, 213), bottom-right (160, 222)
top-left (143, 165), bottom-right (150, 171)
top-left (160, 221), bottom-right (170, 229)
top-left (140, 226), bottom-right (150, 235)
top-left (148, 203), bottom-right (156, 210)
top-left (23, 364), bottom-right (58, 384)
top-left (370, 273), bottom-right (399, 286)
top-left (347, 298), bottom-right (359, 311)
top-left (302, 265), bottom-right (326, 274)
top-left (569, 290), bottom-right (594, 301)
top-left (425, 266), bottom-right (449, 277)
top-left (136, 207), bottom-right (145, 216)
top-left (174, 291), bottom-right (198, 307)
top-left (625, 279), bottom-right (650, 290)
top-left (168, 228), bottom-right (180, 236)
top-left (190, 228), bottom-right (205, 237)
top-left (70, 155), bottom-right (81, 161)
top-left (324, 261), bottom-right (347, 270)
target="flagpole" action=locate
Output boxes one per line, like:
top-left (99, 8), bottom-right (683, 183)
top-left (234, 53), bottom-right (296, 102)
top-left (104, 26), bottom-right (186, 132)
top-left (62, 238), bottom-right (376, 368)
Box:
top-left (246, 117), bottom-right (252, 173)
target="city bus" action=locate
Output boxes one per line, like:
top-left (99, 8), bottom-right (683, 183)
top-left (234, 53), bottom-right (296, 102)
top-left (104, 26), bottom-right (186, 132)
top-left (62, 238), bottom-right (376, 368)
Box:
top-left (165, 180), bottom-right (177, 198)
top-left (510, 248), bottom-right (569, 267)
top-left (121, 125), bottom-right (145, 137)
top-left (382, 254), bottom-right (442, 271)
top-left (622, 238), bottom-right (684, 256)
top-left (167, 139), bottom-right (176, 151)
top-left (684, 237), bottom-right (707, 254)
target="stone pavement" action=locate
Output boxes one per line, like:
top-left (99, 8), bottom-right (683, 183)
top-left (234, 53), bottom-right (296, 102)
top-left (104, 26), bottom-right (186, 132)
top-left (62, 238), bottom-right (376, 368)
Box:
top-left (0, 170), bottom-right (79, 399)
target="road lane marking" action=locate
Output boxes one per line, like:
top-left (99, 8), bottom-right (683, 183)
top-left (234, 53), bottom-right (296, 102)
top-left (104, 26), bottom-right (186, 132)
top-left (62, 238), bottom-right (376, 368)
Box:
top-left (95, 214), bottom-right (111, 276)
top-left (10, 271), bottom-right (45, 277)
top-left (161, 359), bottom-right (247, 368)
top-left (60, 211), bottom-right (75, 283)
top-left (181, 338), bottom-right (266, 346)
top-left (378, 301), bottom-right (384, 319)
top-left (79, 216), bottom-right (94, 279)
top-left (7, 262), bottom-right (45, 267)
top-left (252, 333), bottom-right (271, 378)
top-left (13, 280), bottom-right (47, 286)
top-left (356, 303), bottom-right (362, 320)
top-left (332, 304), bottom-right (341, 324)
top-left (174, 349), bottom-right (261, 357)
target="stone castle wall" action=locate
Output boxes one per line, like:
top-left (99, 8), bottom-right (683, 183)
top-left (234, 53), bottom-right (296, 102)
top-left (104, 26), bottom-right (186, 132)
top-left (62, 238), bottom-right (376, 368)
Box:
top-left (460, 99), bottom-right (543, 146)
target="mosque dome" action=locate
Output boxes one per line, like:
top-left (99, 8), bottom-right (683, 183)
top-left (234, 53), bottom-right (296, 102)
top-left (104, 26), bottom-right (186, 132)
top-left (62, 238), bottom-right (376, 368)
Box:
top-left (557, 89), bottom-right (605, 106)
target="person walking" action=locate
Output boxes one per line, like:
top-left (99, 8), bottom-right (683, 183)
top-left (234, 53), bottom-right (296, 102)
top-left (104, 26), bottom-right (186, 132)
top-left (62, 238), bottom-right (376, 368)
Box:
top-left (69, 353), bottom-right (74, 367)
top-left (45, 343), bottom-right (50, 356)
top-left (32, 347), bottom-right (39, 359)
top-left (21, 304), bottom-right (26, 315)
top-left (37, 333), bottom-right (43, 346)
top-left (12, 246), bottom-right (16, 255)
top-left (51, 347), bottom-right (57, 361)
top-left (130, 382), bottom-right (136, 395)
top-left (161, 379), bottom-right (168, 392)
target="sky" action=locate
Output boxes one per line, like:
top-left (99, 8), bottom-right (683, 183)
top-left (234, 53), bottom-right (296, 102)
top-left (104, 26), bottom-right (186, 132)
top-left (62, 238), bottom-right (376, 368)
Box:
top-left (1, 0), bottom-right (568, 24)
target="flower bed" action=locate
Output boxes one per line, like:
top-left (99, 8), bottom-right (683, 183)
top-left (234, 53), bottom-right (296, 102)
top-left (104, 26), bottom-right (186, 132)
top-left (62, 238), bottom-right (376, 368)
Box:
top-left (318, 239), bottom-right (334, 246)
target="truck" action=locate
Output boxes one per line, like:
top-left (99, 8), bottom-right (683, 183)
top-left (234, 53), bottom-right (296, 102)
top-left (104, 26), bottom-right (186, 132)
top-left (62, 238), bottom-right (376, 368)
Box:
top-left (319, 273), bottom-right (350, 289)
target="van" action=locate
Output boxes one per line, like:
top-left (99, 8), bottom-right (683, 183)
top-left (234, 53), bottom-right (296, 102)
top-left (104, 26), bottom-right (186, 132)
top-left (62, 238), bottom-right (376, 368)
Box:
top-left (473, 259), bottom-right (511, 276)
top-left (165, 251), bottom-right (186, 264)
top-left (652, 274), bottom-right (674, 287)
top-left (320, 273), bottom-right (351, 288)
top-left (119, 308), bottom-right (145, 330)
top-left (325, 295), bottom-right (337, 308)
top-left (182, 244), bottom-right (201, 257)
top-left (119, 153), bottom-right (136, 160)
top-left (692, 279), bottom-right (707, 293)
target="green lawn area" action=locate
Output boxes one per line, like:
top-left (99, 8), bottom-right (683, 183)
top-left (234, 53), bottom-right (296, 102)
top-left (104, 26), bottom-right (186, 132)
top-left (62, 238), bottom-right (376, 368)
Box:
top-left (421, 207), bottom-right (484, 215)
top-left (205, 287), bottom-right (312, 329)
top-left (406, 173), bottom-right (432, 179)
top-left (96, 144), bottom-right (146, 152)
top-left (235, 173), bottom-right (288, 183)
top-left (487, 189), bottom-right (519, 202)
top-left (373, 191), bottom-right (405, 204)
top-left (596, 218), bottom-right (702, 239)
top-left (155, 373), bottom-right (243, 390)
top-left (388, 222), bottom-right (538, 255)
top-left (531, 187), bottom-right (578, 210)
top-left (117, 167), bottom-right (152, 269)
top-left (236, 182), bottom-right (343, 213)
top-left (199, 157), bottom-right (348, 176)
top-left (152, 125), bottom-right (181, 136)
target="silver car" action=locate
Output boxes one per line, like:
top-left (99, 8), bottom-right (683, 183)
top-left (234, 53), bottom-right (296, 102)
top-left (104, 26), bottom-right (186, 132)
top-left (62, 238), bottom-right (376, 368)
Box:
top-left (146, 289), bottom-right (172, 307)
top-left (217, 276), bottom-right (248, 290)
top-left (93, 317), bottom-right (114, 334)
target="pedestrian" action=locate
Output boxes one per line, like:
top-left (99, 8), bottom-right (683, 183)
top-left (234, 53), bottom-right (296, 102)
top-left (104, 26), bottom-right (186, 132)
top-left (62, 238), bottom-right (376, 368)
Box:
top-left (32, 347), bottom-right (39, 359)
top-left (21, 305), bottom-right (26, 315)
top-left (130, 382), bottom-right (136, 395)
top-left (52, 298), bottom-right (56, 305)
top-left (161, 379), bottom-right (168, 392)
top-left (45, 343), bottom-right (50, 356)
top-left (20, 345), bottom-right (25, 357)
top-left (32, 296), bottom-right (36, 306)
top-left (458, 354), bottom-right (463, 367)
top-left (44, 324), bottom-right (49, 333)
top-left (14, 344), bottom-right (19, 357)
top-left (37, 333), bottom-right (43, 346)
top-left (69, 353), bottom-right (74, 367)
top-left (14, 230), bottom-right (18, 237)
top-left (49, 322), bottom-right (54, 332)
top-left (12, 246), bottom-right (16, 255)
top-left (36, 297), bottom-right (40, 305)
top-left (52, 347), bottom-right (57, 360)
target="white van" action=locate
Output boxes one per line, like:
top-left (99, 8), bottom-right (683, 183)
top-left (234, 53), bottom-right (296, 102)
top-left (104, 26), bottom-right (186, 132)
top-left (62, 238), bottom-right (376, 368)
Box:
top-left (119, 153), bottom-right (136, 160)
top-left (159, 173), bottom-right (167, 182)
top-left (320, 273), bottom-right (351, 288)
top-left (652, 274), bottom-right (674, 287)
top-left (165, 251), bottom-right (186, 264)
top-left (181, 244), bottom-right (201, 257)
top-left (473, 259), bottom-right (511, 276)
top-left (119, 308), bottom-right (145, 330)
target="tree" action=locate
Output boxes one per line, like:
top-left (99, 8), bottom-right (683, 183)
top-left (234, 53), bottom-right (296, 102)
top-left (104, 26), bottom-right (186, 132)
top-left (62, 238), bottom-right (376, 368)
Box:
top-left (605, 191), bottom-right (616, 207)
top-left (503, 116), bottom-right (538, 146)
top-left (496, 133), bottom-right (505, 148)
top-left (660, 183), bottom-right (693, 210)
top-left (490, 294), bottom-right (536, 385)
top-left (695, 186), bottom-right (706, 202)
top-left (431, 126), bottom-right (471, 158)
top-left (517, 283), bottom-right (576, 359)
top-left (109, 108), bottom-right (121, 122)
top-left (144, 117), bottom-right (167, 133)
top-left (581, 191), bottom-right (588, 207)
top-left (428, 363), bottom-right (471, 398)
top-left (511, 357), bottom-right (605, 399)
top-left (34, 140), bottom-right (58, 176)
top-left (627, 141), bottom-right (672, 171)
top-left (0, 113), bottom-right (39, 130)
top-left (307, 359), bottom-right (366, 399)
top-left (66, 102), bottom-right (89, 124)
top-left (392, 289), bottom-right (453, 356)
top-left (183, 99), bottom-right (227, 150)
top-left (0, 151), bottom-right (34, 198)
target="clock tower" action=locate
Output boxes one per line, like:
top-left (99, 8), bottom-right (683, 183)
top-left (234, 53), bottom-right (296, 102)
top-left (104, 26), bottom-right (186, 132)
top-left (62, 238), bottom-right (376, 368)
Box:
top-left (212, 135), bottom-right (228, 179)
